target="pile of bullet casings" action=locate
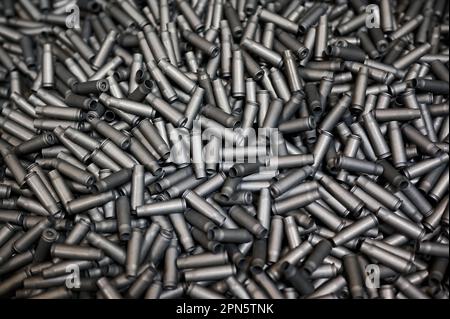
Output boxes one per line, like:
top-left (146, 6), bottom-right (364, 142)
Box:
top-left (0, 0), bottom-right (449, 300)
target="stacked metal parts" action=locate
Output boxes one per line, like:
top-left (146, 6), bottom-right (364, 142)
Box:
top-left (0, 0), bottom-right (449, 300)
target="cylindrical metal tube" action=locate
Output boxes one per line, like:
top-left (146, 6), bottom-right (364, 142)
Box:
top-left (331, 214), bottom-right (378, 247)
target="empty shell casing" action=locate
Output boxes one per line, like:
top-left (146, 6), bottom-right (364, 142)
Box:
top-left (183, 30), bottom-right (219, 58)
top-left (362, 112), bottom-right (391, 159)
top-left (0, 149), bottom-right (27, 186)
top-left (267, 216), bottom-right (284, 264)
top-left (176, 0), bottom-right (204, 32)
top-left (377, 208), bottom-right (425, 240)
top-left (260, 8), bottom-right (298, 34)
top-left (88, 116), bottom-right (130, 150)
top-left (351, 66), bottom-right (368, 113)
top-left (404, 154), bottom-right (449, 180)
top-left (72, 80), bottom-right (109, 95)
top-left (326, 45), bottom-right (366, 63)
top-left (284, 216), bottom-right (301, 249)
top-left (273, 188), bottom-right (321, 214)
top-left (158, 59), bottom-right (197, 94)
top-left (395, 276), bottom-right (430, 299)
top-left (126, 228), bottom-right (143, 278)
top-left (51, 244), bottom-right (104, 261)
top-left (279, 117), bottom-right (315, 135)
top-left (86, 232), bottom-right (126, 265)
top-left (355, 175), bottom-right (402, 210)
top-left (127, 80), bottom-right (154, 103)
top-left (429, 168), bottom-right (449, 202)
top-left (41, 43), bottom-right (54, 88)
top-left (176, 251), bottom-right (228, 270)
top-left (146, 94), bottom-right (187, 127)
top-left (148, 229), bottom-right (173, 266)
top-left (126, 266), bottom-right (158, 299)
top-left (335, 156), bottom-right (384, 176)
top-left (184, 87), bottom-right (205, 130)
top-left (275, 30), bottom-right (309, 60)
top-left (250, 267), bottom-right (284, 299)
top-left (24, 171), bottom-right (60, 216)
top-left (183, 190), bottom-right (226, 226)
top-left (359, 240), bottom-right (414, 274)
top-left (137, 119), bottom-right (171, 160)
top-left (241, 38), bottom-right (283, 68)
top-left (270, 166), bottom-right (314, 198)
top-left (184, 264), bottom-right (236, 282)
top-left (298, 3), bottom-right (328, 34)
top-left (417, 242), bottom-right (449, 258)
top-left (231, 47), bottom-right (245, 98)
top-left (319, 175), bottom-right (364, 216)
top-left (283, 50), bottom-right (303, 93)
top-left (116, 196), bottom-right (132, 241)
top-left (343, 254), bottom-right (365, 299)
top-left (162, 238), bottom-right (179, 290)
top-left (14, 218), bottom-right (53, 254)
top-left (64, 219), bottom-right (91, 246)
top-left (97, 277), bottom-right (122, 299)
top-left (33, 228), bottom-right (58, 263)
top-left (136, 199), bottom-right (187, 217)
top-left (302, 239), bottom-right (333, 274)
top-left (130, 165), bottom-right (144, 212)
top-left (229, 206), bottom-right (267, 239)
top-left (94, 169), bottom-right (132, 192)
top-left (67, 191), bottom-right (115, 215)
top-left (208, 228), bottom-right (253, 243)
top-left (331, 214), bottom-right (378, 247)
top-left (402, 124), bottom-right (440, 156)
top-left (388, 121), bottom-right (408, 168)
top-left (262, 98), bottom-right (284, 128)
top-left (223, 2), bottom-right (243, 38)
